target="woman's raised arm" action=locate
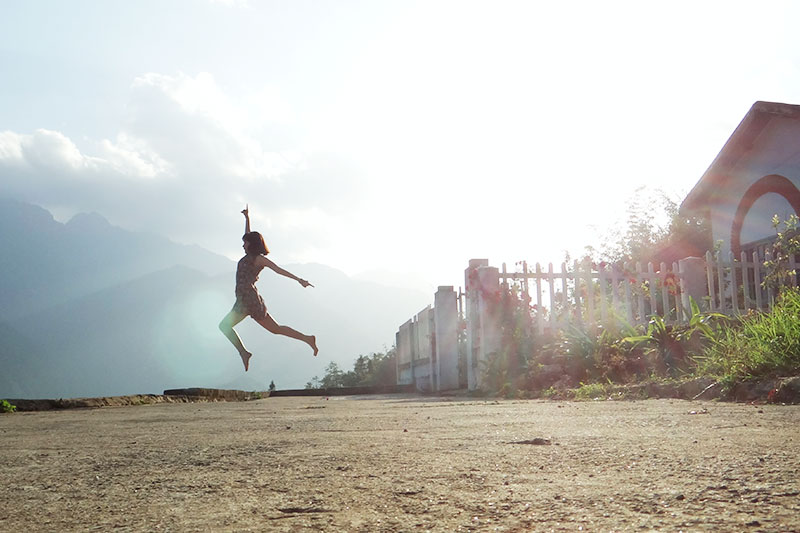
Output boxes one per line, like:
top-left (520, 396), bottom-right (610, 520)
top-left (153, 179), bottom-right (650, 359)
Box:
top-left (241, 204), bottom-right (251, 234)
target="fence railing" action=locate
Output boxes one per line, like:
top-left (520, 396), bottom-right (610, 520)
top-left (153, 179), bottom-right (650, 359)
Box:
top-left (396, 253), bottom-right (786, 391)
top-left (705, 249), bottom-right (798, 314)
top-left (498, 251), bottom-right (781, 332)
top-left (498, 260), bottom-right (684, 332)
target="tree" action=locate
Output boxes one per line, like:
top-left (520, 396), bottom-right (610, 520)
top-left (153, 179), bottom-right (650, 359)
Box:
top-left (308, 349), bottom-right (398, 389)
top-left (587, 187), bottom-right (711, 266)
top-left (319, 362), bottom-right (344, 388)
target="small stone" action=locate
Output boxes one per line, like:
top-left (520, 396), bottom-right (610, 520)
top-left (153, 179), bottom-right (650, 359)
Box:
top-left (511, 438), bottom-right (551, 445)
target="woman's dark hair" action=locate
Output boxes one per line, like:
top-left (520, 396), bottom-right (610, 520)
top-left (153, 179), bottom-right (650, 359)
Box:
top-left (243, 231), bottom-right (269, 255)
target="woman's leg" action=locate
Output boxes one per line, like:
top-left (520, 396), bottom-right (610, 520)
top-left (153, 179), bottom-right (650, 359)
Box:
top-left (218, 309), bottom-right (253, 370)
top-left (254, 313), bottom-right (318, 356)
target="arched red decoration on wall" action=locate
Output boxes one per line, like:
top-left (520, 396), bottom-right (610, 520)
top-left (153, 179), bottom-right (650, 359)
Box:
top-left (731, 175), bottom-right (800, 256)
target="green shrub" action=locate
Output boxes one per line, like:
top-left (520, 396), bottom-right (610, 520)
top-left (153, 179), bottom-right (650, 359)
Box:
top-left (574, 382), bottom-right (612, 400)
top-left (624, 298), bottom-right (724, 376)
top-left (1, 400), bottom-right (16, 413)
top-left (697, 287), bottom-right (800, 384)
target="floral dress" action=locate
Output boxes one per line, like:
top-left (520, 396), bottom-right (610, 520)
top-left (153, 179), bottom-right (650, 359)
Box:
top-left (232, 253), bottom-right (267, 319)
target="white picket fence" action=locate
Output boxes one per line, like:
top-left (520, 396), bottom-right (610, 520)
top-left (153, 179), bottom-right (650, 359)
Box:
top-left (500, 259), bottom-right (684, 331)
top-left (498, 251), bottom-right (783, 333)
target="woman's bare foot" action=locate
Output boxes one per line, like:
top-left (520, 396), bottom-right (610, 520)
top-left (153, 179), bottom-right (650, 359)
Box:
top-left (309, 335), bottom-right (318, 357)
top-left (239, 350), bottom-right (252, 371)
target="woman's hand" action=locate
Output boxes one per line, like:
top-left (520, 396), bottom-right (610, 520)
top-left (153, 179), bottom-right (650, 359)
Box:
top-left (241, 204), bottom-right (249, 217)
top-left (299, 278), bottom-right (314, 288)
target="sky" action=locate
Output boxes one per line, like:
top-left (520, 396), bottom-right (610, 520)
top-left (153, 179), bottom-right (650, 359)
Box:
top-left (2, 0), bottom-right (800, 292)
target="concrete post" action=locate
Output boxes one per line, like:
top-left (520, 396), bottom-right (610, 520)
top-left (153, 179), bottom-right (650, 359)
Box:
top-left (434, 286), bottom-right (459, 391)
top-left (476, 266), bottom-right (501, 390)
top-left (396, 320), bottom-right (414, 385)
top-left (679, 256), bottom-right (708, 312)
top-left (395, 330), bottom-right (401, 384)
top-left (410, 317), bottom-right (418, 386)
top-left (465, 259), bottom-right (489, 390)
top-left (414, 306), bottom-right (434, 392)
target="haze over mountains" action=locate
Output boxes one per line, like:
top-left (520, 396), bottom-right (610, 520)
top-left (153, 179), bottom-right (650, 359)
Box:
top-left (0, 199), bottom-right (430, 399)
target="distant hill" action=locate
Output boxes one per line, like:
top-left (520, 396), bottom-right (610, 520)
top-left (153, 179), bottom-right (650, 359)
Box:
top-left (5, 265), bottom-right (230, 398)
top-left (0, 322), bottom-right (53, 398)
top-left (0, 200), bottom-right (431, 398)
top-left (0, 198), bottom-right (233, 320)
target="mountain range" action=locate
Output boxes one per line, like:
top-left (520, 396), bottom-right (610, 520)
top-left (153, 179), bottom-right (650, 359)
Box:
top-left (0, 198), bottom-right (431, 398)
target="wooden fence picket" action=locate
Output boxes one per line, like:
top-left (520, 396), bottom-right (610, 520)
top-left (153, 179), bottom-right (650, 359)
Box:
top-left (646, 262), bottom-right (657, 318)
top-left (635, 262), bottom-right (645, 323)
top-left (598, 263), bottom-right (608, 323)
top-left (535, 263), bottom-right (543, 334)
top-left (623, 262), bottom-right (634, 324)
top-left (740, 251), bottom-right (750, 311)
top-left (561, 262), bottom-right (569, 327)
top-left (584, 267), bottom-right (602, 324)
top-left (705, 252), bottom-right (716, 311)
top-left (753, 250), bottom-right (763, 310)
top-left (728, 253), bottom-right (738, 313)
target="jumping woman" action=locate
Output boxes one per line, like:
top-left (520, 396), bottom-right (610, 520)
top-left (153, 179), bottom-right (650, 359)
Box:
top-left (219, 206), bottom-right (318, 371)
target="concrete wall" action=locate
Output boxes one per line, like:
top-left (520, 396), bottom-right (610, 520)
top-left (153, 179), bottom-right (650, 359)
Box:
top-left (395, 287), bottom-right (462, 391)
top-left (704, 115), bottom-right (800, 256)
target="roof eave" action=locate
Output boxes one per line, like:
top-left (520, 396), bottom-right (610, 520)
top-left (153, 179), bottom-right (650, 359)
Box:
top-left (681, 101), bottom-right (800, 213)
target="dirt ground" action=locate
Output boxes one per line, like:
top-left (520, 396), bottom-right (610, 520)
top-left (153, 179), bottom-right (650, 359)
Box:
top-left (1, 395), bottom-right (798, 532)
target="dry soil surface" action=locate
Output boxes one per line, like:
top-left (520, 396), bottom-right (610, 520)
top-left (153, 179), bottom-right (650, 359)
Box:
top-left (1, 395), bottom-right (798, 532)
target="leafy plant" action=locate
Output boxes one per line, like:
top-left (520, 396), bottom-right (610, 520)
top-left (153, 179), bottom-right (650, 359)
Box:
top-left (763, 213), bottom-right (800, 294)
top-left (624, 298), bottom-right (723, 375)
top-left (554, 317), bottom-right (640, 382)
top-left (1, 400), bottom-right (16, 413)
top-left (574, 382), bottom-right (612, 400)
top-left (482, 349), bottom-right (528, 395)
top-left (697, 287), bottom-right (800, 384)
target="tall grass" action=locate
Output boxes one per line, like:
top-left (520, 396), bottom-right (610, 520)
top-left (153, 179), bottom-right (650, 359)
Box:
top-left (697, 287), bottom-right (800, 383)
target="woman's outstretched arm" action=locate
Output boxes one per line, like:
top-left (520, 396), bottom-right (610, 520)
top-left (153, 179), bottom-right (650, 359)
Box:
top-left (258, 256), bottom-right (314, 287)
top-left (242, 205), bottom-right (251, 234)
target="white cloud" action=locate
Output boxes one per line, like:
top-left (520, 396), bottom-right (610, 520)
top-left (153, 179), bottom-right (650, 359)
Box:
top-left (0, 131), bottom-right (25, 166)
top-left (128, 72), bottom-right (296, 181)
top-left (134, 72), bottom-right (237, 127)
top-left (0, 70), bottom-right (367, 264)
top-left (0, 128), bottom-right (167, 179)
top-left (208, 0), bottom-right (250, 7)
top-left (97, 134), bottom-right (171, 178)
top-left (31, 130), bottom-right (89, 170)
